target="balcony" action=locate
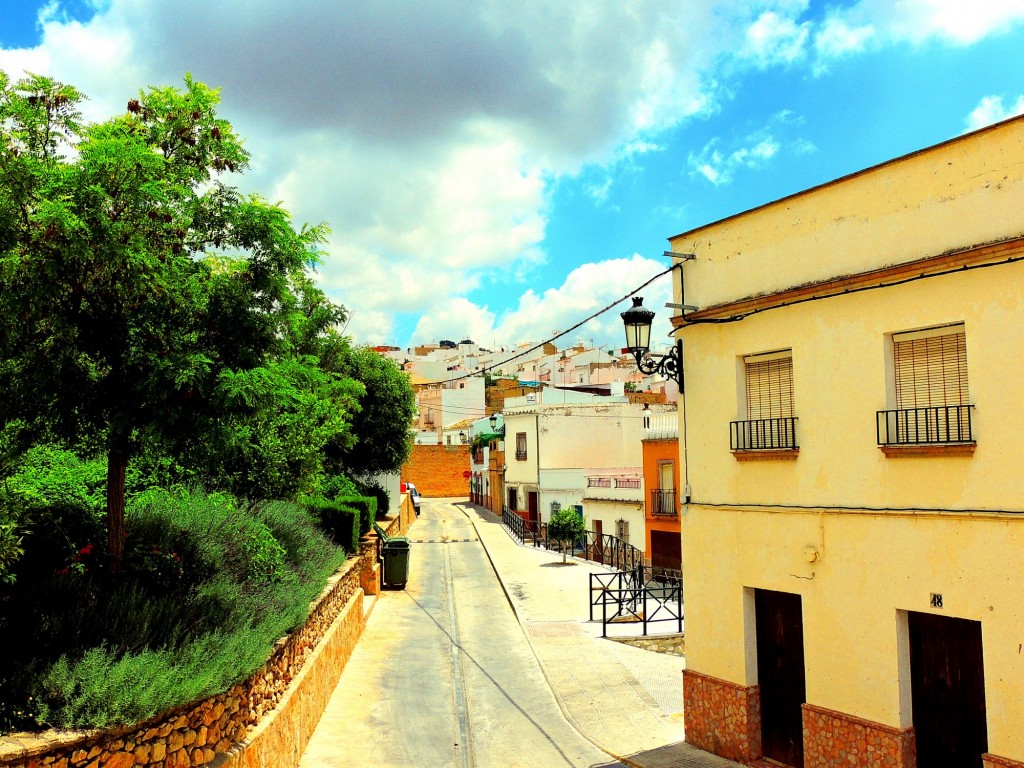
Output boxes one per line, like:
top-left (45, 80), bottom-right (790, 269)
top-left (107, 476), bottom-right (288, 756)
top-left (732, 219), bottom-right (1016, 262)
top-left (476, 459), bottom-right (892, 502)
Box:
top-left (515, 449), bottom-right (528, 461)
top-left (877, 405), bottom-right (974, 446)
top-left (583, 471), bottom-right (643, 502)
top-left (649, 489), bottom-right (677, 517)
top-left (730, 417), bottom-right (798, 451)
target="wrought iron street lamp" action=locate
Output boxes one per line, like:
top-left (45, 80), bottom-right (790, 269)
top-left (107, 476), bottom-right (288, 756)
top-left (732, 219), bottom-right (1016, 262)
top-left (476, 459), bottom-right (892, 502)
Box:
top-left (489, 413), bottom-right (505, 435)
top-left (620, 296), bottom-right (684, 388)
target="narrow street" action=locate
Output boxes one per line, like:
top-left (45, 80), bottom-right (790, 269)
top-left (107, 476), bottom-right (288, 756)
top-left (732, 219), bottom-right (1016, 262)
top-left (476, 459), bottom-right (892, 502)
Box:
top-left (299, 499), bottom-right (624, 768)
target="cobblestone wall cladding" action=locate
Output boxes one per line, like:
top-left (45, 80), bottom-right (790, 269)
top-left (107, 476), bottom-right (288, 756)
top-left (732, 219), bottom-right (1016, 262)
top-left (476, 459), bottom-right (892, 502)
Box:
top-left (0, 495), bottom-right (416, 768)
top-left (682, 669), bottom-right (761, 763)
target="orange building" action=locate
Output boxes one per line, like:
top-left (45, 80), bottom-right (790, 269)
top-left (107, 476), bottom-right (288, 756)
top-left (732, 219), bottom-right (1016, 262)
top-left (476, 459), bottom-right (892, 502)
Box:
top-left (641, 409), bottom-right (681, 572)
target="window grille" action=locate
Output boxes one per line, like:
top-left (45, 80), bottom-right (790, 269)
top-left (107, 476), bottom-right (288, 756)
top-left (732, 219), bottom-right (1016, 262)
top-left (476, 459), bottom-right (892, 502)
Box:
top-left (615, 519), bottom-right (629, 543)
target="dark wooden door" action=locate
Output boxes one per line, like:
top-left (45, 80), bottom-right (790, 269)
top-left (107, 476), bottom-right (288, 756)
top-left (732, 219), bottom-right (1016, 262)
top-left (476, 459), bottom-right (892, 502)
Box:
top-left (528, 491), bottom-right (539, 525)
top-left (909, 612), bottom-right (988, 768)
top-left (650, 530), bottom-right (681, 571)
top-left (507, 488), bottom-right (517, 513)
top-left (755, 589), bottom-right (806, 767)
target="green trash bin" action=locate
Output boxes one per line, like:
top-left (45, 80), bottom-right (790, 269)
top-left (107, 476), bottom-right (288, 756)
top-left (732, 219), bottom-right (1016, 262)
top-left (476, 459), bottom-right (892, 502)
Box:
top-left (382, 536), bottom-right (411, 588)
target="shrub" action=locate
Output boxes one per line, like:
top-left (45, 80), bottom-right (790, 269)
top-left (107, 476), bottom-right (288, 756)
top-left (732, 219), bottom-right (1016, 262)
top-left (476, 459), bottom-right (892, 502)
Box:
top-left (0, 446), bottom-right (107, 582)
top-left (302, 498), bottom-right (360, 553)
top-left (358, 480), bottom-right (390, 519)
top-left (336, 495), bottom-right (375, 537)
top-left (0, 488), bottom-right (346, 732)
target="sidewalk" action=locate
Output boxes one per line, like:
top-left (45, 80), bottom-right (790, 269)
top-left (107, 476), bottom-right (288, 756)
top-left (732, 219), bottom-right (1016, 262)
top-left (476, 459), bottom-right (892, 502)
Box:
top-left (454, 501), bottom-right (740, 768)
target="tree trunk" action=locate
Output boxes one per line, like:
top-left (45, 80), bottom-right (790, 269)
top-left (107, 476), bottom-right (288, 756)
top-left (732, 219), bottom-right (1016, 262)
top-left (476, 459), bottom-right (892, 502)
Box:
top-left (106, 449), bottom-right (128, 573)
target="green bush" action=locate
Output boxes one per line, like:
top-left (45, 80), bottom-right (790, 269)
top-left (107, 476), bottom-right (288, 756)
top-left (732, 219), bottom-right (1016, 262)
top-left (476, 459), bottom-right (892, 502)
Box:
top-left (303, 498), bottom-right (361, 553)
top-left (0, 488), bottom-right (346, 733)
top-left (336, 495), bottom-right (375, 537)
top-left (0, 446), bottom-right (108, 582)
top-left (358, 480), bottom-right (390, 519)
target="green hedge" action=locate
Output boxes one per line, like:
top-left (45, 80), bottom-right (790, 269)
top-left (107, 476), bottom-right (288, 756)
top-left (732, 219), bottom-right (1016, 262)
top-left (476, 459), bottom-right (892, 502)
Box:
top-left (336, 495), bottom-right (376, 537)
top-left (304, 498), bottom-right (361, 554)
top-left (358, 481), bottom-right (390, 520)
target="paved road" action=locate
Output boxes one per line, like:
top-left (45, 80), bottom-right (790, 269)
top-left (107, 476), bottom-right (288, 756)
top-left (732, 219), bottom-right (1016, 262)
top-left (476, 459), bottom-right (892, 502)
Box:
top-left (299, 499), bottom-right (624, 768)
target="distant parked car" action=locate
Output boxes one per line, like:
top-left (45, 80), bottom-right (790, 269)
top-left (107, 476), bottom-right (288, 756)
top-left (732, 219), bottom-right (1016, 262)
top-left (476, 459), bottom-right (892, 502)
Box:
top-left (407, 482), bottom-right (421, 515)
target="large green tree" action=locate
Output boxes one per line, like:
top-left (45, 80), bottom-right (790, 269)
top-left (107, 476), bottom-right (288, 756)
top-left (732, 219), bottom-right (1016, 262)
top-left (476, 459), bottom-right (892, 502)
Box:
top-left (0, 71), bottom-right (329, 570)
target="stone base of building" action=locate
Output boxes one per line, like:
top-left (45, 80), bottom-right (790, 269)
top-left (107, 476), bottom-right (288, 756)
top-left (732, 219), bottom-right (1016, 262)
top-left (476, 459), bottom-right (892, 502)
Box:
top-left (682, 669), bottom-right (761, 763)
top-left (802, 703), bottom-right (915, 767)
top-left (984, 753), bottom-right (1024, 768)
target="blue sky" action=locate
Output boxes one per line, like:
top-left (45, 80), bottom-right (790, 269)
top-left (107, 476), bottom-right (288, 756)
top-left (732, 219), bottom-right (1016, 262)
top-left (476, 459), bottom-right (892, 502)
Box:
top-left (3, 0), bottom-right (1024, 350)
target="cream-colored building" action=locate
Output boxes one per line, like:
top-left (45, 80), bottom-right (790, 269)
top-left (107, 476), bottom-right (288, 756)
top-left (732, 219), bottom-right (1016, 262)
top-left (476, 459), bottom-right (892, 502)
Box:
top-left (670, 116), bottom-right (1024, 768)
top-left (502, 389), bottom-right (671, 535)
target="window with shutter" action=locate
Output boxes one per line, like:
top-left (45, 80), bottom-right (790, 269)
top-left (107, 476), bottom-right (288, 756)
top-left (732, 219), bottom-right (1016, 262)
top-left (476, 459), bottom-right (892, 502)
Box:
top-left (893, 325), bottom-right (969, 409)
top-left (732, 350), bottom-right (798, 450)
top-left (746, 352), bottom-right (794, 420)
top-left (515, 432), bottom-right (527, 460)
top-left (880, 324), bottom-right (973, 445)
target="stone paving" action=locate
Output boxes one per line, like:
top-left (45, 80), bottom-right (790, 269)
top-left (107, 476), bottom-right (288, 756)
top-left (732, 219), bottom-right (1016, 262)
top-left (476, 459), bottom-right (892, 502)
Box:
top-left (454, 500), bottom-right (741, 768)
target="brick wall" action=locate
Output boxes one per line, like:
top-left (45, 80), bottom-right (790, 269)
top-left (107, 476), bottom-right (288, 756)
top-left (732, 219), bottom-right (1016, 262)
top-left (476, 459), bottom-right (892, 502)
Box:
top-left (403, 444), bottom-right (470, 498)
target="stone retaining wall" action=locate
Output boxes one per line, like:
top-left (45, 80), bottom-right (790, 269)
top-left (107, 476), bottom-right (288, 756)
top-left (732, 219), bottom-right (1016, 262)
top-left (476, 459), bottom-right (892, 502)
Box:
top-left (609, 633), bottom-right (685, 657)
top-left (0, 496), bottom-right (417, 768)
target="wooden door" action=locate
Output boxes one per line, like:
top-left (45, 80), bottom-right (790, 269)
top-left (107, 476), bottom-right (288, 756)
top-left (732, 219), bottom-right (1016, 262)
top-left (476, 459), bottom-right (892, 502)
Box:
top-left (909, 612), bottom-right (987, 768)
top-left (650, 530), bottom-right (681, 571)
top-left (527, 491), bottom-right (539, 527)
top-left (755, 589), bottom-right (806, 767)
top-left (507, 488), bottom-right (517, 514)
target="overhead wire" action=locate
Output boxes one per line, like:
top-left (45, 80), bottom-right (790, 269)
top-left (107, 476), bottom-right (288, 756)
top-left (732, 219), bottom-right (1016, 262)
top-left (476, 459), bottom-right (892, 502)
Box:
top-left (413, 264), bottom-right (679, 386)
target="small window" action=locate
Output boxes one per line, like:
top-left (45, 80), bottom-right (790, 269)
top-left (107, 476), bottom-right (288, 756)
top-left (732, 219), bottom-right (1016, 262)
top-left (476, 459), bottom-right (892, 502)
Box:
top-left (893, 325), bottom-right (968, 409)
top-left (615, 519), bottom-right (629, 543)
top-left (879, 324), bottom-right (973, 446)
top-left (732, 350), bottom-right (797, 450)
top-left (515, 432), bottom-right (527, 460)
top-left (745, 350), bottom-right (794, 420)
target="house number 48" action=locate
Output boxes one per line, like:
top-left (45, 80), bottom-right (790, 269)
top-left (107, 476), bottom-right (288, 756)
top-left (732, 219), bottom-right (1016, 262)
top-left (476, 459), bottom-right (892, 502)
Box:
top-left (930, 593), bottom-right (943, 609)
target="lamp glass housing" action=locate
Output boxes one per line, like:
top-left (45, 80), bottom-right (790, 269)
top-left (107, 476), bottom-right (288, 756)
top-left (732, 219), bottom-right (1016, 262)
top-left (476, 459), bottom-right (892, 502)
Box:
top-left (621, 296), bottom-right (654, 354)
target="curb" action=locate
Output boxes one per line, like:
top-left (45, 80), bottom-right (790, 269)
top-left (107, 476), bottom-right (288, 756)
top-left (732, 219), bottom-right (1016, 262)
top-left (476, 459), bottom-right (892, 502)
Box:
top-left (453, 501), bottom-right (632, 767)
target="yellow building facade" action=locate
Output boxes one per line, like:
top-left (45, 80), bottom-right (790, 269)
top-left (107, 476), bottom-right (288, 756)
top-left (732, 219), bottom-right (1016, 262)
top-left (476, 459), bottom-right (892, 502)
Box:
top-left (669, 116), bottom-right (1024, 768)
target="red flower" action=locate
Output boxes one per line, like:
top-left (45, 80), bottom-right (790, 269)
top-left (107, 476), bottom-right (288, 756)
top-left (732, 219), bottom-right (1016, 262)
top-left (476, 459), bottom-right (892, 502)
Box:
top-left (79, 544), bottom-right (93, 555)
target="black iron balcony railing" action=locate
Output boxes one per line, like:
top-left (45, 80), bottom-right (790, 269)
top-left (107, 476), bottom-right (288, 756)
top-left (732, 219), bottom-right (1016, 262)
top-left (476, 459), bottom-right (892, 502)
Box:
top-left (616, 478), bottom-right (641, 489)
top-left (650, 489), bottom-right (677, 516)
top-left (730, 416), bottom-right (798, 451)
top-left (587, 477), bottom-right (611, 487)
top-left (877, 404), bottom-right (974, 445)
top-left (515, 449), bottom-right (528, 460)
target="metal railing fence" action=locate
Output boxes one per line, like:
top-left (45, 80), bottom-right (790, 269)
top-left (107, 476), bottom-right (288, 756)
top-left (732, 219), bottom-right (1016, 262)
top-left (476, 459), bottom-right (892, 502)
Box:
top-left (730, 416), bottom-right (798, 450)
top-left (877, 404), bottom-right (974, 445)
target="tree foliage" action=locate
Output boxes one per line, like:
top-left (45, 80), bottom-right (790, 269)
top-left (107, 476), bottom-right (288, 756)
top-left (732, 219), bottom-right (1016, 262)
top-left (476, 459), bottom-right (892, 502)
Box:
top-left (0, 71), bottom-right (335, 569)
top-left (547, 508), bottom-right (586, 564)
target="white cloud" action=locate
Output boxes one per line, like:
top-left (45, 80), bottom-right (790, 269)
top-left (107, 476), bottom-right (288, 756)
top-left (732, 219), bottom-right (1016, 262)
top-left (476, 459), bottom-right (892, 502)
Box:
top-left (812, 15), bottom-right (875, 73)
top-left (742, 10), bottom-right (812, 67)
top-left (5, 0), bottom-right (1024, 347)
top-left (816, 0), bottom-right (1024, 49)
top-left (964, 94), bottom-right (1024, 132)
top-left (410, 254), bottom-right (674, 350)
top-left (688, 135), bottom-right (781, 186)
top-left (1, 0), bottom-right (734, 346)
